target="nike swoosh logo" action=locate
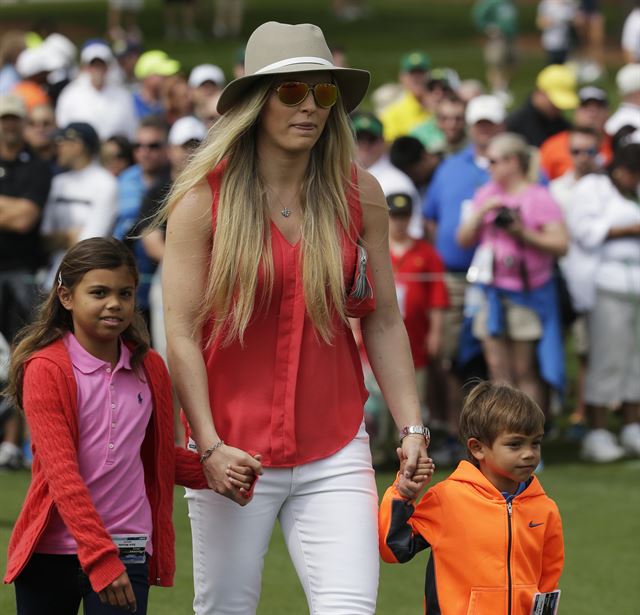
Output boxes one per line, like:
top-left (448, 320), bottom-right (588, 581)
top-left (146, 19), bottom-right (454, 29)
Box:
top-left (529, 521), bottom-right (544, 528)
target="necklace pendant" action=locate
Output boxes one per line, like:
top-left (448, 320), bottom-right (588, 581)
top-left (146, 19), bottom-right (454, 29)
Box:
top-left (281, 207), bottom-right (292, 218)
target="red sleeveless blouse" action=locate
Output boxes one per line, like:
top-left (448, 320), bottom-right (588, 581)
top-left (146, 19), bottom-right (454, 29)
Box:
top-left (194, 163), bottom-right (371, 467)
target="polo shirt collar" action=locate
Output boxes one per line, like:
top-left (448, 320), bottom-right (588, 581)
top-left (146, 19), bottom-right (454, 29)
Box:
top-left (64, 332), bottom-right (132, 374)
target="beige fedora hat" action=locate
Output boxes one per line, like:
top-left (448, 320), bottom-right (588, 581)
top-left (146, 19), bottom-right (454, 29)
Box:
top-left (216, 21), bottom-right (370, 114)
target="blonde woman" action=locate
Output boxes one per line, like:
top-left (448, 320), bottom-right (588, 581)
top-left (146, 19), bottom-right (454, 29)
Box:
top-left (158, 22), bottom-right (431, 614)
top-left (457, 132), bottom-right (568, 412)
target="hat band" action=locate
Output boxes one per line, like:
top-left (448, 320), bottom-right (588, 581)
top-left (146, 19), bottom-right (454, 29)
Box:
top-left (254, 56), bottom-right (334, 75)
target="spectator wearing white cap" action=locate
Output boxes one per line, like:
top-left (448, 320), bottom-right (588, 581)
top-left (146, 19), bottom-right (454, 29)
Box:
top-left (188, 64), bottom-right (226, 122)
top-left (41, 33), bottom-right (78, 105)
top-left (56, 41), bottom-right (137, 141)
top-left (12, 45), bottom-right (55, 111)
top-left (605, 63), bottom-right (640, 137)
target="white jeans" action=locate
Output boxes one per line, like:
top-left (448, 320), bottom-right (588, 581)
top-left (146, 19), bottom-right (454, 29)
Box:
top-left (185, 422), bottom-right (379, 615)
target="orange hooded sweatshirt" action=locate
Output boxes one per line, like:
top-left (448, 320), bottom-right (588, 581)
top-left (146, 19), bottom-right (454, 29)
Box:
top-left (379, 460), bottom-right (564, 615)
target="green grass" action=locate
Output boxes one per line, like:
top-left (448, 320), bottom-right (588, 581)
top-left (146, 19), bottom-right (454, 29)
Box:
top-left (1, 461), bottom-right (639, 614)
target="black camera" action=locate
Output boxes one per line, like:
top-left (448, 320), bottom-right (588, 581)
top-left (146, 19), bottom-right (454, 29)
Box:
top-left (493, 206), bottom-right (516, 229)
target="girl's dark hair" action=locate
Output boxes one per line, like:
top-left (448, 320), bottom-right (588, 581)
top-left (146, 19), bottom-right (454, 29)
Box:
top-left (4, 238), bottom-right (150, 408)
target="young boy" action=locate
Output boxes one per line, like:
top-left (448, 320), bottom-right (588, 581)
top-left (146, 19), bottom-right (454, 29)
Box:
top-left (379, 381), bottom-right (564, 615)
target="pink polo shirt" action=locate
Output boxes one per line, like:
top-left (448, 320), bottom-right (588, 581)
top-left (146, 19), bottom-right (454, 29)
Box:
top-left (472, 182), bottom-right (564, 291)
top-left (36, 333), bottom-right (154, 556)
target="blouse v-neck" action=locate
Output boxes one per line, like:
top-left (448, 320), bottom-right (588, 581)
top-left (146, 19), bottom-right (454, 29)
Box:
top-left (270, 218), bottom-right (301, 248)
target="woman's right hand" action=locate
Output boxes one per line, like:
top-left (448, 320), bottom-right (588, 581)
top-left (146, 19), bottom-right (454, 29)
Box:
top-left (98, 571), bottom-right (136, 612)
top-left (202, 444), bottom-right (263, 506)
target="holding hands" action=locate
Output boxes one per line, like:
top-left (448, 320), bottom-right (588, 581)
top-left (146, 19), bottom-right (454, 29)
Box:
top-left (396, 436), bottom-right (435, 501)
top-left (201, 443), bottom-right (263, 506)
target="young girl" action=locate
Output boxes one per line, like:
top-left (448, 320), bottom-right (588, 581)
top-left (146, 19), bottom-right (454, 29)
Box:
top-left (3, 237), bottom-right (209, 614)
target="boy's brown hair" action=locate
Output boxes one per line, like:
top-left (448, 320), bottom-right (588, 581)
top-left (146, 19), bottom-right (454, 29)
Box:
top-left (459, 381), bottom-right (545, 463)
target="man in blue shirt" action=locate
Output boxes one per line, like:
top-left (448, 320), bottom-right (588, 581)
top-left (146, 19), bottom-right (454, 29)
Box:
top-left (114, 115), bottom-right (170, 326)
top-left (422, 94), bottom-right (505, 463)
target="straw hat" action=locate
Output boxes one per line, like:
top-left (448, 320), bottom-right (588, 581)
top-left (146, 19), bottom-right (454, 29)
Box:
top-left (216, 22), bottom-right (370, 114)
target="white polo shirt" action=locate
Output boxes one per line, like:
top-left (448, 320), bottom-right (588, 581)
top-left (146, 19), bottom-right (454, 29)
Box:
top-left (41, 162), bottom-right (118, 287)
top-left (56, 74), bottom-right (138, 140)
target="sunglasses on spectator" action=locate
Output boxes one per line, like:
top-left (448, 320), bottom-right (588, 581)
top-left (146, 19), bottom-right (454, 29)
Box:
top-left (275, 81), bottom-right (338, 108)
top-left (570, 147), bottom-right (598, 157)
top-left (133, 141), bottom-right (164, 150)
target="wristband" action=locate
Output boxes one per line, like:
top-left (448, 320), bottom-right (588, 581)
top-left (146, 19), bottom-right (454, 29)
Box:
top-left (399, 425), bottom-right (430, 445)
top-left (199, 439), bottom-right (224, 464)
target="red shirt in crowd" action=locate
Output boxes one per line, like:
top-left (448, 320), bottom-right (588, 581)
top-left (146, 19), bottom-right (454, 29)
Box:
top-left (391, 239), bottom-right (449, 369)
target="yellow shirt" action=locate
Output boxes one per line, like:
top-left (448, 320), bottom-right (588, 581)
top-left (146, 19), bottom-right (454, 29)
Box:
top-left (380, 91), bottom-right (431, 143)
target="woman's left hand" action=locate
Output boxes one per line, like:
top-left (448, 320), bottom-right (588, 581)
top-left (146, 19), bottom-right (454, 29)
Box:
top-left (400, 434), bottom-right (429, 479)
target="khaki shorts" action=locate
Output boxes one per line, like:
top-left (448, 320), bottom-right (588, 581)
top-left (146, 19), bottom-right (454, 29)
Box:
top-left (440, 274), bottom-right (467, 362)
top-left (473, 295), bottom-right (542, 342)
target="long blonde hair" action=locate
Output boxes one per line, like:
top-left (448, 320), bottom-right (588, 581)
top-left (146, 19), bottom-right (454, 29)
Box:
top-left (155, 77), bottom-right (357, 346)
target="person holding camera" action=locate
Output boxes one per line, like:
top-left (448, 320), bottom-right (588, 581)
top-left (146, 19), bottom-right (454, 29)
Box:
top-left (457, 132), bottom-right (568, 412)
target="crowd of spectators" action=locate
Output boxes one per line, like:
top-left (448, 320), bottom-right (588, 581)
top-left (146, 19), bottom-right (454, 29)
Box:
top-left (0, 3), bottom-right (639, 471)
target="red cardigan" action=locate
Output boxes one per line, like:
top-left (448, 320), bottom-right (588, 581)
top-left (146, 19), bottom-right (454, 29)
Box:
top-left (4, 339), bottom-right (207, 592)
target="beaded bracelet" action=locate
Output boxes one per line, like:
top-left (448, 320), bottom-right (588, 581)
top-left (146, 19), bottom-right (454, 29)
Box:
top-left (199, 439), bottom-right (224, 464)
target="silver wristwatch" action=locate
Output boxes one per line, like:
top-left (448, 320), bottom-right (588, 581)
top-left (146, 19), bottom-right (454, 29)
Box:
top-left (399, 425), bottom-right (430, 444)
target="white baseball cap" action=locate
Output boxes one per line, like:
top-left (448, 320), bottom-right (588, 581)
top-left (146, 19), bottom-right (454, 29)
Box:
top-left (168, 116), bottom-right (207, 146)
top-left (188, 64), bottom-right (226, 88)
top-left (465, 94), bottom-right (506, 126)
top-left (16, 46), bottom-right (58, 78)
top-left (43, 33), bottom-right (77, 68)
top-left (80, 42), bottom-right (114, 65)
top-left (616, 63), bottom-right (640, 96)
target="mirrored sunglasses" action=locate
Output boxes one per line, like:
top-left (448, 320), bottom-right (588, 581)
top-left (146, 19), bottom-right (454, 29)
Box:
top-left (275, 81), bottom-right (338, 109)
